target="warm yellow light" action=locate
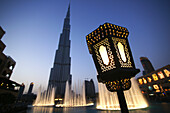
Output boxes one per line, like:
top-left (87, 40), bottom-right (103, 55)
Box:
top-left (164, 69), bottom-right (170, 77)
top-left (138, 79), bottom-right (143, 85)
top-left (99, 45), bottom-right (109, 65)
top-left (152, 74), bottom-right (158, 81)
top-left (156, 90), bottom-right (160, 92)
top-left (143, 78), bottom-right (147, 84)
top-left (147, 77), bottom-right (152, 82)
top-left (55, 98), bottom-right (63, 101)
top-left (1, 83), bottom-right (4, 86)
top-left (153, 84), bottom-right (159, 90)
top-left (117, 42), bottom-right (126, 62)
top-left (157, 71), bottom-right (164, 79)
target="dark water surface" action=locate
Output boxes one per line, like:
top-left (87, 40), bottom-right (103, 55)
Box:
top-left (26, 103), bottom-right (170, 113)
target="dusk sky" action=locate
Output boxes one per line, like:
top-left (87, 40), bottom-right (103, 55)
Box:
top-left (0, 0), bottom-right (170, 93)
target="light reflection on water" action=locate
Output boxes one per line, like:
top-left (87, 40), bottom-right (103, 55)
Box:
top-left (28, 107), bottom-right (145, 113)
top-left (32, 107), bottom-right (53, 113)
top-left (27, 103), bottom-right (170, 113)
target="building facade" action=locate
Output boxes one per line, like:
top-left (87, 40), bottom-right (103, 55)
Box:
top-left (17, 83), bottom-right (25, 101)
top-left (0, 27), bottom-right (16, 79)
top-left (137, 65), bottom-right (170, 101)
top-left (20, 82), bottom-right (36, 104)
top-left (85, 79), bottom-right (95, 98)
top-left (48, 5), bottom-right (72, 98)
top-left (0, 26), bottom-right (21, 103)
top-left (140, 57), bottom-right (155, 75)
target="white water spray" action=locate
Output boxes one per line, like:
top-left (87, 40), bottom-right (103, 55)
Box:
top-left (97, 78), bottom-right (148, 110)
top-left (33, 86), bottom-right (55, 106)
top-left (63, 81), bottom-right (87, 107)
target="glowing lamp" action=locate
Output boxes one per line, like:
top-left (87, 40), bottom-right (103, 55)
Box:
top-left (86, 23), bottom-right (140, 92)
top-left (99, 45), bottom-right (109, 65)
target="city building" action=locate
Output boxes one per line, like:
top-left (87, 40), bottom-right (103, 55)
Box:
top-left (85, 79), bottom-right (95, 98)
top-left (0, 26), bottom-right (21, 105)
top-left (137, 65), bottom-right (170, 102)
top-left (140, 57), bottom-right (155, 75)
top-left (48, 4), bottom-right (72, 98)
top-left (19, 82), bottom-right (36, 105)
top-left (17, 83), bottom-right (25, 101)
top-left (27, 82), bottom-right (34, 94)
top-left (0, 26), bottom-right (16, 79)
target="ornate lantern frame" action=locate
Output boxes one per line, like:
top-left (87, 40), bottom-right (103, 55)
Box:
top-left (86, 23), bottom-right (140, 92)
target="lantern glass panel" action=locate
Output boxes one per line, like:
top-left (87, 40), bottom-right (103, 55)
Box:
top-left (117, 42), bottom-right (127, 62)
top-left (99, 45), bottom-right (109, 65)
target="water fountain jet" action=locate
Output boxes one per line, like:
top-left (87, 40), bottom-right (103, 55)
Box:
top-left (97, 78), bottom-right (148, 110)
top-left (62, 80), bottom-right (94, 107)
top-left (33, 86), bottom-right (55, 106)
top-left (63, 81), bottom-right (86, 107)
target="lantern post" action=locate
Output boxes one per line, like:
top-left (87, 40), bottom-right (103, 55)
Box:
top-left (86, 23), bottom-right (140, 113)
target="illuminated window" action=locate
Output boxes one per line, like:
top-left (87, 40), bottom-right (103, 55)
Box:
top-left (157, 71), bottom-right (164, 79)
top-left (1, 83), bottom-right (4, 86)
top-left (9, 65), bottom-right (13, 70)
top-left (156, 90), bottom-right (160, 92)
top-left (164, 69), bottom-right (170, 77)
top-left (143, 78), bottom-right (147, 84)
top-left (138, 79), bottom-right (143, 85)
top-left (147, 77), bottom-right (152, 82)
top-left (152, 74), bottom-right (158, 81)
top-left (6, 74), bottom-right (10, 78)
top-left (153, 84), bottom-right (159, 90)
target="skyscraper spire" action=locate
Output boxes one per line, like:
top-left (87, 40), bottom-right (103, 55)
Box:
top-left (66, 3), bottom-right (70, 19)
top-left (48, 4), bottom-right (71, 98)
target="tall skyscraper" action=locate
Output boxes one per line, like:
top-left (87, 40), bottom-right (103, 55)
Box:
top-left (140, 57), bottom-right (155, 75)
top-left (48, 4), bottom-right (71, 98)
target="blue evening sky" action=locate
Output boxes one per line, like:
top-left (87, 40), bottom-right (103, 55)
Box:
top-left (0, 0), bottom-right (170, 93)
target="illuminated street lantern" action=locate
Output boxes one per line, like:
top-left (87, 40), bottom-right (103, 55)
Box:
top-left (86, 23), bottom-right (140, 113)
top-left (86, 23), bottom-right (140, 92)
